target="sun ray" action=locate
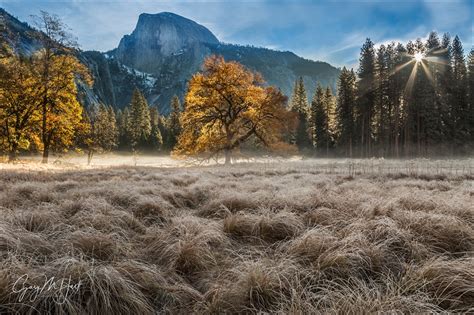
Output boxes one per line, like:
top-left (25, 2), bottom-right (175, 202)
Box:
top-left (420, 61), bottom-right (435, 85)
top-left (391, 59), bottom-right (415, 75)
top-left (404, 62), bottom-right (418, 96)
top-left (424, 56), bottom-right (448, 66)
top-left (430, 47), bottom-right (448, 55)
top-left (399, 52), bottom-right (415, 58)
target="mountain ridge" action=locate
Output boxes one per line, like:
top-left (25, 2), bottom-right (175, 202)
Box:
top-left (0, 8), bottom-right (341, 114)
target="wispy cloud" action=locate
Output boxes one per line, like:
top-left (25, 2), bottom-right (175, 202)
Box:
top-left (1, 0), bottom-right (471, 65)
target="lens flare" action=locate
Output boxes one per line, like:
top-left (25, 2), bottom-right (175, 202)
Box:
top-left (414, 52), bottom-right (424, 62)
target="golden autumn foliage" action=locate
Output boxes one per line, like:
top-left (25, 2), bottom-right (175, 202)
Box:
top-left (0, 11), bottom-right (93, 162)
top-left (29, 11), bottom-right (93, 163)
top-left (174, 55), bottom-right (295, 164)
top-left (32, 51), bottom-right (92, 158)
top-left (0, 55), bottom-right (41, 160)
top-left (0, 47), bottom-right (92, 161)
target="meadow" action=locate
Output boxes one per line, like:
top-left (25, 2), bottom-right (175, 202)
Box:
top-left (0, 157), bottom-right (472, 314)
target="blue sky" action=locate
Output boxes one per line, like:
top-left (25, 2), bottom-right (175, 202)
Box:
top-left (1, 0), bottom-right (472, 67)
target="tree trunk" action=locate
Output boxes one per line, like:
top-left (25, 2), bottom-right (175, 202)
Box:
top-left (41, 95), bottom-right (48, 164)
top-left (8, 145), bottom-right (17, 162)
top-left (360, 118), bottom-right (365, 158)
top-left (42, 144), bottom-right (49, 164)
top-left (224, 149), bottom-right (231, 165)
top-left (87, 150), bottom-right (94, 165)
top-left (349, 136), bottom-right (353, 158)
top-left (395, 133), bottom-right (399, 159)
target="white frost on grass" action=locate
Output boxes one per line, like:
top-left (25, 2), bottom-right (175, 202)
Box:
top-left (1, 154), bottom-right (471, 177)
top-left (0, 159), bottom-right (472, 313)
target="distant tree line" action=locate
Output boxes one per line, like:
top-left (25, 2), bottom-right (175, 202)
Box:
top-left (292, 31), bottom-right (473, 157)
top-left (0, 11), bottom-right (472, 162)
top-left (83, 89), bottom-right (182, 162)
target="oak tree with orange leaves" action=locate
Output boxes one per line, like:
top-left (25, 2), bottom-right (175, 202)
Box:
top-left (174, 55), bottom-right (295, 164)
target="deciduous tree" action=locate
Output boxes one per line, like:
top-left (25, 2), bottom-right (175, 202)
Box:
top-left (0, 55), bottom-right (40, 161)
top-left (31, 11), bottom-right (92, 163)
top-left (174, 55), bottom-right (294, 164)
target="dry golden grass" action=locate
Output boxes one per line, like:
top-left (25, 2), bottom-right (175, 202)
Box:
top-left (0, 160), bottom-right (472, 314)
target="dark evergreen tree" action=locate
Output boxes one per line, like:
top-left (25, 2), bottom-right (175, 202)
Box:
top-left (383, 42), bottom-right (401, 157)
top-left (403, 40), bottom-right (416, 156)
top-left (451, 36), bottom-right (468, 147)
top-left (149, 106), bottom-right (163, 150)
top-left (167, 95), bottom-right (182, 150)
top-left (127, 88), bottom-right (151, 151)
top-left (116, 108), bottom-right (129, 150)
top-left (106, 105), bottom-right (119, 147)
top-left (438, 33), bottom-right (454, 145)
top-left (84, 103), bottom-right (118, 164)
top-left (468, 49), bottom-right (474, 144)
top-left (335, 67), bottom-right (356, 157)
top-left (392, 42), bottom-right (408, 157)
top-left (423, 32), bottom-right (442, 152)
top-left (355, 38), bottom-right (376, 157)
top-left (290, 76), bottom-right (311, 149)
top-left (311, 84), bottom-right (327, 153)
top-left (411, 38), bottom-right (428, 156)
top-left (374, 44), bottom-right (390, 156)
top-left (158, 115), bottom-right (170, 151)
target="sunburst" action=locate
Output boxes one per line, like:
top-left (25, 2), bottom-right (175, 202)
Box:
top-left (392, 49), bottom-right (446, 97)
top-left (414, 52), bottom-right (424, 63)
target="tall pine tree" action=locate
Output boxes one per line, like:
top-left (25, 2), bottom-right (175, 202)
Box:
top-left (374, 44), bottom-right (390, 156)
top-left (127, 88), bottom-right (151, 151)
top-left (392, 42), bottom-right (408, 157)
top-left (439, 33), bottom-right (454, 145)
top-left (451, 36), bottom-right (468, 148)
top-left (167, 95), bottom-right (182, 150)
top-left (468, 49), bottom-right (474, 144)
top-left (412, 38), bottom-right (428, 156)
top-left (149, 106), bottom-right (163, 151)
top-left (335, 67), bottom-right (356, 157)
top-left (311, 84), bottom-right (327, 152)
top-left (84, 103), bottom-right (118, 164)
top-left (356, 38), bottom-right (376, 157)
top-left (424, 32), bottom-right (442, 150)
top-left (290, 76), bottom-right (311, 149)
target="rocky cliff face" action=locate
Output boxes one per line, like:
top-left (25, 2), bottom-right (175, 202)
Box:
top-left (115, 12), bottom-right (218, 73)
top-left (0, 8), bottom-right (42, 54)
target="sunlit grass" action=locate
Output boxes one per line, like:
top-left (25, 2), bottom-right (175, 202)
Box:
top-left (0, 159), bottom-right (472, 313)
